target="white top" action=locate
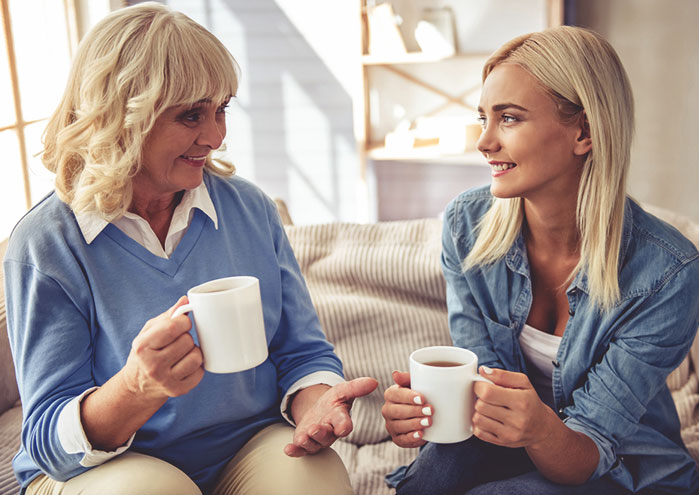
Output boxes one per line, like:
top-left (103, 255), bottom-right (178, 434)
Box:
top-left (60, 183), bottom-right (342, 465)
top-left (518, 323), bottom-right (562, 410)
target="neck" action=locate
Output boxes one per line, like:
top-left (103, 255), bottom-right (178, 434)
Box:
top-left (523, 196), bottom-right (580, 257)
top-left (128, 191), bottom-right (184, 246)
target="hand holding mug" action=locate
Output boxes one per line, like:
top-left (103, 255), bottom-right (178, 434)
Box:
top-left (382, 371), bottom-right (432, 448)
top-left (472, 367), bottom-right (556, 448)
top-left (122, 296), bottom-right (205, 401)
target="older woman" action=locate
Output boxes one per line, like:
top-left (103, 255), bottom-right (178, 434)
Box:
top-left (4, 3), bottom-right (376, 494)
top-left (382, 26), bottom-right (699, 494)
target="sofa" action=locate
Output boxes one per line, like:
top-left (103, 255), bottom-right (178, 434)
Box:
top-left (1, 204), bottom-right (698, 495)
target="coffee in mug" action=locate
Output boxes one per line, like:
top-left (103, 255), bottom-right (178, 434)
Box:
top-left (423, 361), bottom-right (462, 367)
top-left (410, 346), bottom-right (492, 443)
top-left (171, 276), bottom-right (268, 373)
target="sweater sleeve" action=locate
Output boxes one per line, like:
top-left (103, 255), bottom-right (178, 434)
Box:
top-left (4, 260), bottom-right (106, 481)
top-left (262, 199), bottom-right (345, 398)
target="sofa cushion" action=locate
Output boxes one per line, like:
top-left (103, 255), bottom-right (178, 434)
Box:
top-left (286, 219), bottom-right (451, 446)
top-left (0, 405), bottom-right (21, 495)
top-left (0, 238), bottom-right (20, 415)
top-left (286, 219), bottom-right (450, 492)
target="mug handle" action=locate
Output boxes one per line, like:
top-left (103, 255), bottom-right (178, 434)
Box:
top-left (171, 304), bottom-right (193, 319)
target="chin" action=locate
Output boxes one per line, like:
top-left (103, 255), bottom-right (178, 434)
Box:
top-left (489, 182), bottom-right (518, 199)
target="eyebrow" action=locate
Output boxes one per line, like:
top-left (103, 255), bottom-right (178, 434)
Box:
top-left (478, 103), bottom-right (529, 113)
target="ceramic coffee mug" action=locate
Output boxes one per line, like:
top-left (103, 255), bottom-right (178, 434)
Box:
top-left (171, 276), bottom-right (268, 373)
top-left (410, 345), bottom-right (492, 443)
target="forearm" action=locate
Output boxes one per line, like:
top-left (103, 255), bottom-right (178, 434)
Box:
top-left (289, 384), bottom-right (331, 425)
top-left (526, 408), bottom-right (599, 485)
top-left (80, 369), bottom-right (166, 451)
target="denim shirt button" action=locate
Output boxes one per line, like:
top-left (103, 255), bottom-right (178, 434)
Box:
top-left (552, 360), bottom-right (560, 368)
top-left (568, 307), bottom-right (575, 316)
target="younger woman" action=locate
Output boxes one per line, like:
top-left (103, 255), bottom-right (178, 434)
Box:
top-left (382, 26), bottom-right (699, 494)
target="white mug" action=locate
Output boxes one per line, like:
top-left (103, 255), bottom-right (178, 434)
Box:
top-left (409, 346), bottom-right (492, 443)
top-left (171, 276), bottom-right (268, 374)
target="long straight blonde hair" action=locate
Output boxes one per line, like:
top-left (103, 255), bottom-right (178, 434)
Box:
top-left (42, 2), bottom-right (239, 221)
top-left (464, 26), bottom-right (635, 311)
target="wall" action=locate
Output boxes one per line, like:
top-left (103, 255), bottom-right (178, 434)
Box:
top-left (573, 0), bottom-right (699, 221)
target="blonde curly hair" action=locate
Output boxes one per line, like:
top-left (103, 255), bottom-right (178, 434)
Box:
top-left (42, 2), bottom-right (239, 221)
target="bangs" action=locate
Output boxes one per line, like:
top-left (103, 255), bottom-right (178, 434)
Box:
top-left (153, 15), bottom-right (239, 111)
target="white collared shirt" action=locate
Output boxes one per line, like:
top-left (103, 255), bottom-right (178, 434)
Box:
top-left (75, 181), bottom-right (218, 258)
top-left (62, 182), bottom-right (342, 465)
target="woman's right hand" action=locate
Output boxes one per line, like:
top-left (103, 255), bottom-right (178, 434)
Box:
top-left (381, 371), bottom-right (432, 448)
top-left (121, 296), bottom-right (205, 401)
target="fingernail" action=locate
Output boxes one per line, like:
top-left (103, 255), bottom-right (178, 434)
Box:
top-left (420, 418), bottom-right (429, 427)
top-left (413, 396), bottom-right (423, 405)
top-left (481, 366), bottom-right (493, 375)
top-left (422, 406), bottom-right (432, 416)
top-left (413, 431), bottom-right (421, 439)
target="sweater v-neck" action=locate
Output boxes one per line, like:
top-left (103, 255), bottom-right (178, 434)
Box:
top-left (102, 209), bottom-right (207, 277)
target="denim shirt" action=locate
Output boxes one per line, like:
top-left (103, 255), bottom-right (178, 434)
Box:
top-left (442, 186), bottom-right (699, 493)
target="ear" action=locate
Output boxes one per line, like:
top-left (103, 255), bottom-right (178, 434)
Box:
top-left (573, 112), bottom-right (592, 156)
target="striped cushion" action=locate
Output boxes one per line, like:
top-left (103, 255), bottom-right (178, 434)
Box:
top-left (0, 238), bottom-right (20, 415)
top-left (286, 219), bottom-right (450, 492)
top-left (0, 406), bottom-right (21, 495)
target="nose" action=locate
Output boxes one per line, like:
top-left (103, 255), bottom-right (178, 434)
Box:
top-left (196, 114), bottom-right (225, 150)
top-left (476, 122), bottom-right (500, 155)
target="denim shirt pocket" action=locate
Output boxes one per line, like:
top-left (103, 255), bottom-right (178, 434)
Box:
top-left (482, 314), bottom-right (519, 370)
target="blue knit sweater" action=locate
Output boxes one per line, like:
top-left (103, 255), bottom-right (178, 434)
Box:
top-left (4, 173), bottom-right (344, 492)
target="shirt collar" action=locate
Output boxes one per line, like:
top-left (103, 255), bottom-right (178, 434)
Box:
top-left (74, 180), bottom-right (218, 245)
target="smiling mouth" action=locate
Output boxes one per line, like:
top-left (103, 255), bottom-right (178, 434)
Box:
top-left (181, 155), bottom-right (207, 162)
top-left (490, 162), bottom-right (516, 171)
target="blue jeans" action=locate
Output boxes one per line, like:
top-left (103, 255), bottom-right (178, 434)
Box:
top-left (388, 438), bottom-right (630, 495)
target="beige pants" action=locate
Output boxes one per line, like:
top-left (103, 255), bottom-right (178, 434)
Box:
top-left (26, 423), bottom-right (353, 495)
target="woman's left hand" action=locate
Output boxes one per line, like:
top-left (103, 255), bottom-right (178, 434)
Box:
top-left (472, 367), bottom-right (558, 448)
top-left (284, 377), bottom-right (378, 457)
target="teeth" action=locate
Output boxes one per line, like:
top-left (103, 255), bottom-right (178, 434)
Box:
top-left (492, 163), bottom-right (516, 171)
top-left (182, 155), bottom-right (206, 161)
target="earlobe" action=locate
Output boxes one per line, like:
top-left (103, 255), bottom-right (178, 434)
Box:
top-left (573, 113), bottom-right (592, 156)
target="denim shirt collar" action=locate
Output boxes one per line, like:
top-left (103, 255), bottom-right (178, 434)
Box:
top-left (505, 199), bottom-right (635, 296)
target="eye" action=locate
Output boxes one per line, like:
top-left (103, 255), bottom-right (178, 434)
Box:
top-left (178, 109), bottom-right (203, 125)
top-left (502, 115), bottom-right (518, 124)
top-left (476, 115), bottom-right (486, 128)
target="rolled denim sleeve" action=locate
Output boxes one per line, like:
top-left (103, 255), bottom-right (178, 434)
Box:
top-left (441, 200), bottom-right (504, 369)
top-left (563, 259), bottom-right (699, 480)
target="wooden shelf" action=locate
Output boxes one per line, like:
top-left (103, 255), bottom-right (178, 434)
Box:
top-left (367, 145), bottom-right (488, 166)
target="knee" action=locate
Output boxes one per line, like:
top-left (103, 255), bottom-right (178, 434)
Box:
top-left (216, 424), bottom-right (352, 495)
top-left (67, 452), bottom-right (200, 495)
top-left (286, 447), bottom-right (352, 495)
top-left (397, 441), bottom-right (481, 495)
